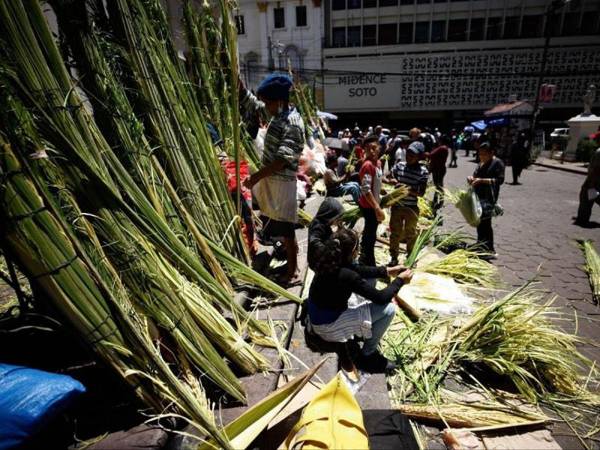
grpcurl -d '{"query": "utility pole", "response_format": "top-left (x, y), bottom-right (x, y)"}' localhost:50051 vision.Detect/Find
top-left (528, 0), bottom-right (570, 147)
top-left (267, 35), bottom-right (274, 70)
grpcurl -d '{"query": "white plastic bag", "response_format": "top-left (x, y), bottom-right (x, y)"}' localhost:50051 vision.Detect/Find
top-left (455, 188), bottom-right (482, 227)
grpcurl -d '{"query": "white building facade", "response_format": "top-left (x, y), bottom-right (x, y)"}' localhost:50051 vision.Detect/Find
top-left (322, 0), bottom-right (600, 127)
top-left (235, 0), bottom-right (325, 91)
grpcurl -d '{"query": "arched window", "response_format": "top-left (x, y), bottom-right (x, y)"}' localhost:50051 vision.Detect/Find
top-left (279, 45), bottom-right (304, 75)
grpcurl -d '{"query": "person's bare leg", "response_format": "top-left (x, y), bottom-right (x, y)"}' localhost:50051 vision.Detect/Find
top-left (283, 235), bottom-right (299, 282)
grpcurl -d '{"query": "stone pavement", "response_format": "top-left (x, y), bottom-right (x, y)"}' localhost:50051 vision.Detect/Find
top-left (442, 155), bottom-right (600, 449)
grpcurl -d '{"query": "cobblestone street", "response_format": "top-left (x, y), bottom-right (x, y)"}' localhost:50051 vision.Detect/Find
top-left (442, 155), bottom-right (600, 360)
top-left (439, 155), bottom-right (599, 448)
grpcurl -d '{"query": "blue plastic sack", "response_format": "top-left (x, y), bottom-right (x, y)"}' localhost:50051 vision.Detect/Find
top-left (0, 363), bottom-right (86, 449)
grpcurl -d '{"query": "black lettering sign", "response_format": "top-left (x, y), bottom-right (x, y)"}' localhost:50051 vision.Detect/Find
top-left (338, 74), bottom-right (386, 86)
top-left (348, 87), bottom-right (378, 97)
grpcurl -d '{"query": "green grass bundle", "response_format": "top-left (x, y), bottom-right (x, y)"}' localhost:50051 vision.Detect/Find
top-left (297, 209), bottom-right (313, 227)
top-left (340, 187), bottom-right (409, 227)
top-left (404, 216), bottom-right (442, 268)
top-left (452, 284), bottom-right (596, 403)
top-left (579, 240), bottom-right (600, 304)
top-left (419, 249), bottom-right (501, 288)
top-left (397, 400), bottom-right (549, 428)
top-left (380, 186), bottom-right (410, 208)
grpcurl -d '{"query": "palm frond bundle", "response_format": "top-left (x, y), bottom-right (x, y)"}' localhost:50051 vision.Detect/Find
top-left (404, 216), bottom-right (442, 268)
top-left (0, 137), bottom-right (231, 448)
top-left (452, 284), bottom-right (598, 403)
top-left (579, 240), bottom-right (600, 304)
top-left (397, 401), bottom-right (550, 428)
top-left (419, 249), bottom-right (501, 288)
top-left (339, 186), bottom-right (409, 227)
top-left (0, 0), bottom-right (310, 441)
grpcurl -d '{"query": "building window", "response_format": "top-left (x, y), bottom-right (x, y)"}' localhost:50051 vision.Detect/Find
top-left (295, 6), bottom-right (307, 27)
top-left (416, 0), bottom-right (430, 4)
top-left (469, 17), bottom-right (484, 40)
top-left (563, 12), bottom-right (581, 35)
top-left (487, 17), bottom-right (502, 40)
top-left (348, 0), bottom-right (362, 8)
top-left (400, 0), bottom-right (414, 4)
top-left (245, 53), bottom-right (259, 86)
top-left (363, 0), bottom-right (375, 8)
top-left (448, 19), bottom-right (467, 41)
top-left (348, 26), bottom-right (361, 47)
top-left (379, 23), bottom-right (397, 45)
top-left (431, 20), bottom-right (446, 42)
top-left (433, 0), bottom-right (447, 3)
top-left (379, 0), bottom-right (398, 6)
top-left (332, 27), bottom-right (346, 47)
top-left (363, 24), bottom-right (376, 46)
top-left (587, 11), bottom-right (600, 35)
top-left (546, 13), bottom-right (562, 37)
top-left (332, 0), bottom-right (345, 9)
top-left (521, 15), bottom-right (543, 38)
top-left (235, 15), bottom-right (245, 35)
top-left (399, 22), bottom-right (413, 43)
top-left (274, 7), bottom-right (285, 28)
top-left (283, 45), bottom-right (303, 73)
top-left (415, 21), bottom-right (430, 43)
top-left (503, 16), bottom-right (520, 39)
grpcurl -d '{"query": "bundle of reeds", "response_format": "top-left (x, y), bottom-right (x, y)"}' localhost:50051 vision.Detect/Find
top-left (397, 401), bottom-right (549, 428)
top-left (453, 284), bottom-right (596, 402)
top-left (404, 216), bottom-right (442, 268)
top-left (419, 249), bottom-right (501, 288)
top-left (0, 137), bottom-right (231, 448)
top-left (579, 240), bottom-right (600, 304)
top-left (339, 186), bottom-right (409, 227)
top-left (0, 0), bottom-right (305, 443)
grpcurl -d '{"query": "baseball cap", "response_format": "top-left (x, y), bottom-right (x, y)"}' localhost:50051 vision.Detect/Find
top-left (407, 141), bottom-right (425, 155)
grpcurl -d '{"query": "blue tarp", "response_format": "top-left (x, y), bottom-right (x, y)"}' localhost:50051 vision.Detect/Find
top-left (470, 120), bottom-right (487, 130)
top-left (485, 117), bottom-right (510, 127)
top-left (0, 364), bottom-right (85, 449)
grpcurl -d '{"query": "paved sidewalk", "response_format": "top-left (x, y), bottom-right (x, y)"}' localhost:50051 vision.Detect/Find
top-left (533, 151), bottom-right (589, 176)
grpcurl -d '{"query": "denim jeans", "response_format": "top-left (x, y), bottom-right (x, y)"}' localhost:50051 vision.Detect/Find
top-left (327, 181), bottom-right (361, 204)
top-left (362, 302), bottom-right (396, 355)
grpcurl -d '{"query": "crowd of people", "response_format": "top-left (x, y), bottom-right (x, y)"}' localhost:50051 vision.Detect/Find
top-left (241, 71), bottom-right (598, 374)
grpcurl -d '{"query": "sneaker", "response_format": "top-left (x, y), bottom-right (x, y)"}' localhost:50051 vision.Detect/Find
top-left (481, 253), bottom-right (498, 261)
top-left (356, 351), bottom-right (398, 373)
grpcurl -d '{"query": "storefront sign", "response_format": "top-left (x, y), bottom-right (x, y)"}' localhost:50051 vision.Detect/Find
top-left (325, 69), bottom-right (398, 111)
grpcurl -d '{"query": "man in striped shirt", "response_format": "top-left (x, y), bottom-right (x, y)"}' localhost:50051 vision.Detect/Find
top-left (242, 73), bottom-right (305, 285)
top-left (385, 141), bottom-right (429, 265)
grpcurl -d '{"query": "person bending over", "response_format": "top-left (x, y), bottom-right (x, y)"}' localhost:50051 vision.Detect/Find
top-left (324, 154), bottom-right (361, 203)
top-left (307, 228), bottom-right (413, 372)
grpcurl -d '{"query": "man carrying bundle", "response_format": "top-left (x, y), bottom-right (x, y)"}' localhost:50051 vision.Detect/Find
top-left (242, 73), bottom-right (305, 286)
top-left (385, 141), bottom-right (429, 266)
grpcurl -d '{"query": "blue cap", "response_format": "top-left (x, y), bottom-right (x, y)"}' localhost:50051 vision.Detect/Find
top-left (407, 141), bottom-right (425, 155)
top-left (257, 72), bottom-right (293, 101)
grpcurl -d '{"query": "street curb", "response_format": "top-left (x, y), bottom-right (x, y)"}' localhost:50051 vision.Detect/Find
top-left (532, 161), bottom-right (587, 176)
